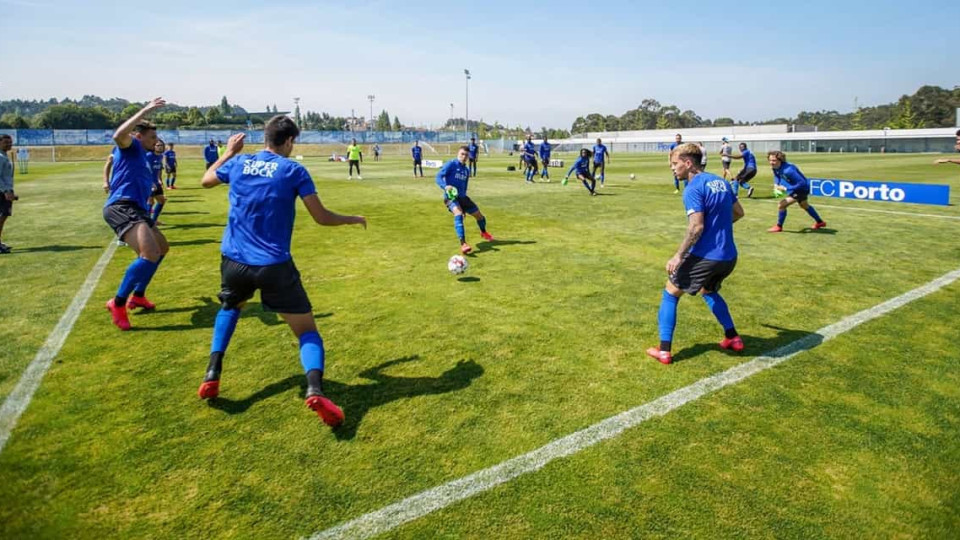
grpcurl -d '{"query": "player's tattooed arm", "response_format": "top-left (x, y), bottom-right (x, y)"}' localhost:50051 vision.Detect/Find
top-left (667, 212), bottom-right (704, 274)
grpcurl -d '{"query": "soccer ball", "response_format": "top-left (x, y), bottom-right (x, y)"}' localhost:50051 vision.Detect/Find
top-left (448, 255), bottom-right (468, 275)
top-left (629, 173), bottom-right (636, 180)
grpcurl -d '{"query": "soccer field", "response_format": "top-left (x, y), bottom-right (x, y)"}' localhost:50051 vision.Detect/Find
top-left (1, 152), bottom-right (959, 538)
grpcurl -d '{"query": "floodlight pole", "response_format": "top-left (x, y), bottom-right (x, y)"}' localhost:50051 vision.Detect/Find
top-left (464, 69), bottom-right (471, 140)
top-left (367, 95), bottom-right (375, 130)
top-left (449, 103), bottom-right (454, 131)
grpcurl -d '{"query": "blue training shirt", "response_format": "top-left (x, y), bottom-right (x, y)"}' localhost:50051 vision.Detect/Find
top-left (539, 142), bottom-right (552, 160)
top-left (682, 172), bottom-right (738, 261)
top-left (146, 152), bottom-right (163, 185)
top-left (204, 144), bottom-right (219, 163)
top-left (105, 138), bottom-right (154, 211)
top-left (773, 162), bottom-right (809, 192)
top-left (412, 146), bottom-right (422, 160)
top-left (567, 156), bottom-right (591, 176)
top-left (468, 143), bottom-right (479, 159)
top-left (741, 148), bottom-right (757, 169)
top-left (216, 150), bottom-right (318, 266)
top-left (163, 149), bottom-right (176, 166)
top-left (435, 159), bottom-right (470, 197)
top-left (592, 144), bottom-right (607, 163)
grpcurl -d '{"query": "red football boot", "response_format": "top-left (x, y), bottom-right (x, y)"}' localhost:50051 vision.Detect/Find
top-left (105, 298), bottom-right (131, 331)
top-left (198, 380), bottom-right (220, 399)
top-left (460, 242), bottom-right (473, 254)
top-left (645, 347), bottom-right (673, 365)
top-left (306, 394), bottom-right (345, 427)
top-left (719, 336), bottom-right (745, 352)
top-left (480, 231), bottom-right (494, 242)
top-left (812, 221), bottom-right (827, 230)
top-left (126, 295), bottom-right (156, 310)
top-left (767, 225), bottom-right (783, 233)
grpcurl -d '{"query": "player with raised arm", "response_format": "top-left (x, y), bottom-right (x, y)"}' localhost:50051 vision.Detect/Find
top-left (146, 140), bottom-right (167, 224)
top-left (539, 137), bottom-right (552, 181)
top-left (729, 142), bottom-right (756, 198)
top-left (411, 141), bottom-right (424, 177)
top-left (163, 142), bottom-right (177, 188)
top-left (766, 151), bottom-right (826, 232)
top-left (468, 137), bottom-right (479, 177)
top-left (592, 138), bottom-right (610, 187)
top-left (437, 145), bottom-right (493, 254)
top-left (522, 136), bottom-right (539, 183)
top-left (646, 143), bottom-right (745, 364)
top-left (197, 117), bottom-right (367, 428)
top-left (102, 98), bottom-right (171, 329)
top-left (347, 138), bottom-right (363, 179)
top-left (564, 148), bottom-right (597, 196)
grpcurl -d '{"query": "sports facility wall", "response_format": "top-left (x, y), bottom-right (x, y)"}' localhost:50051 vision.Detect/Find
top-left (0, 129), bottom-right (471, 147)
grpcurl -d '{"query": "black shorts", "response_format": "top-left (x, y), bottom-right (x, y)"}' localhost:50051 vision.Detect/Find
top-left (577, 171), bottom-right (595, 181)
top-left (218, 256), bottom-right (312, 313)
top-left (735, 168), bottom-right (757, 183)
top-left (789, 188), bottom-right (810, 202)
top-left (349, 159), bottom-right (360, 166)
top-left (205, 161), bottom-right (216, 170)
top-left (670, 254), bottom-right (737, 295)
top-left (165, 165), bottom-right (177, 174)
top-left (103, 201), bottom-right (154, 239)
top-left (414, 159), bottom-right (422, 165)
top-left (151, 184), bottom-right (164, 197)
top-left (469, 158), bottom-right (477, 164)
top-left (445, 195), bottom-right (479, 215)
top-left (0, 198), bottom-right (12, 217)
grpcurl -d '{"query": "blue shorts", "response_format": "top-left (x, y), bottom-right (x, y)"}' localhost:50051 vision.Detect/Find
top-left (445, 195), bottom-right (479, 214)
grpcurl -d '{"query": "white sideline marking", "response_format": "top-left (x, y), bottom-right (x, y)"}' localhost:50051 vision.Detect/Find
top-left (755, 199), bottom-right (960, 221)
top-left (0, 241), bottom-right (117, 455)
top-left (309, 266), bottom-right (960, 540)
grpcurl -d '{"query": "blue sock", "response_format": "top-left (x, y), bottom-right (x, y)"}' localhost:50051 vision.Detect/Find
top-left (600, 173), bottom-right (605, 184)
top-left (454, 214), bottom-right (465, 242)
top-left (742, 181), bottom-right (751, 190)
top-left (116, 258), bottom-right (158, 301)
top-left (778, 210), bottom-right (787, 227)
top-left (731, 180), bottom-right (740, 196)
top-left (581, 179), bottom-right (593, 193)
top-left (133, 255), bottom-right (163, 296)
top-left (805, 205), bottom-right (823, 223)
top-left (210, 308), bottom-right (240, 353)
top-left (477, 216), bottom-right (487, 233)
top-left (702, 292), bottom-right (735, 332)
top-left (170, 176), bottom-right (176, 187)
top-left (298, 331), bottom-right (325, 373)
top-left (152, 202), bottom-right (164, 221)
top-left (657, 289), bottom-right (680, 348)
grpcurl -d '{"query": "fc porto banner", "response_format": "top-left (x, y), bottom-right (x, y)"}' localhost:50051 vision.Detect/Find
top-left (810, 179), bottom-right (951, 206)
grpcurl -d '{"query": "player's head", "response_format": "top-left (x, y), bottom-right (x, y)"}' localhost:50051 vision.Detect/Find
top-left (0, 134), bottom-right (12, 152)
top-left (209, 139), bottom-right (215, 146)
top-left (596, 138), bottom-right (601, 144)
top-left (167, 142), bottom-right (175, 150)
top-left (351, 138), bottom-right (357, 145)
top-left (133, 120), bottom-right (158, 148)
top-left (264, 114), bottom-right (300, 157)
top-left (675, 133), bottom-right (682, 143)
top-left (153, 139), bottom-right (165, 154)
top-left (457, 145), bottom-right (469, 164)
top-left (670, 142), bottom-right (703, 179)
top-left (738, 142), bottom-right (748, 150)
top-left (527, 135), bottom-right (532, 142)
top-left (415, 140), bottom-right (419, 147)
top-left (471, 137), bottom-right (476, 142)
top-left (217, 139), bottom-right (224, 146)
top-left (767, 150), bottom-right (786, 168)
top-left (580, 148), bottom-right (591, 159)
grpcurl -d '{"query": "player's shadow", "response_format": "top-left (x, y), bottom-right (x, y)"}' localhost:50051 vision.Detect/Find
top-left (458, 276), bottom-right (480, 283)
top-left (167, 238), bottom-right (220, 247)
top-left (11, 245), bottom-right (101, 253)
top-left (162, 222), bottom-right (222, 230)
top-left (138, 296), bottom-right (332, 330)
top-left (670, 323), bottom-right (823, 363)
top-left (166, 197), bottom-right (202, 203)
top-left (786, 227), bottom-right (838, 235)
top-left (472, 239), bottom-right (537, 254)
top-left (208, 356), bottom-right (484, 441)
top-left (162, 211), bottom-right (210, 215)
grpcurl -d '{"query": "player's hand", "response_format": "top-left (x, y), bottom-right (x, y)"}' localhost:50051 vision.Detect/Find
top-left (5, 191), bottom-right (15, 201)
top-left (226, 133), bottom-right (245, 155)
top-left (102, 183), bottom-right (109, 194)
top-left (666, 254), bottom-right (682, 275)
top-left (143, 97), bottom-right (166, 112)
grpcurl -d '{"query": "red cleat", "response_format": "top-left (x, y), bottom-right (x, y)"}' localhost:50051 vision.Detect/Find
top-left (306, 395), bottom-right (344, 427)
top-left (767, 225), bottom-right (783, 233)
top-left (126, 296), bottom-right (156, 310)
top-left (198, 380), bottom-right (220, 399)
top-left (480, 231), bottom-right (494, 242)
top-left (105, 298), bottom-right (131, 331)
top-left (719, 336), bottom-right (745, 352)
top-left (812, 221), bottom-right (827, 230)
top-left (460, 243), bottom-right (473, 254)
top-left (645, 347), bottom-right (673, 365)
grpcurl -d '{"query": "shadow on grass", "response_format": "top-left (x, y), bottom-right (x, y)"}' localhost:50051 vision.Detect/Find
top-left (162, 222), bottom-right (222, 231)
top-left (784, 227), bottom-right (838, 235)
top-left (207, 356), bottom-right (484, 441)
top-left (165, 197), bottom-right (202, 204)
top-left (671, 323), bottom-right (822, 363)
top-left (10, 244), bottom-right (102, 253)
top-left (458, 276), bottom-right (480, 283)
top-left (472, 239), bottom-right (537, 254)
top-left (161, 211), bottom-right (210, 216)
top-left (135, 296), bottom-right (332, 330)
top-left (167, 238), bottom-right (220, 247)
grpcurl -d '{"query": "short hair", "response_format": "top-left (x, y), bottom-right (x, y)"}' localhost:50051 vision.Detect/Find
top-left (0, 134), bottom-right (12, 141)
top-left (956, 129), bottom-right (960, 137)
top-left (739, 142), bottom-right (748, 149)
top-left (264, 115), bottom-right (300, 148)
top-left (133, 120), bottom-right (156, 133)
top-left (675, 133), bottom-right (682, 138)
top-left (167, 142), bottom-right (175, 148)
top-left (768, 150), bottom-right (786, 162)
top-left (671, 142), bottom-right (702, 165)
top-left (458, 145), bottom-right (470, 152)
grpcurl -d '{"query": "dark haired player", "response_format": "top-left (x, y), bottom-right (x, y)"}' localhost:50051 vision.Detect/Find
top-left (766, 151), bottom-right (826, 232)
top-left (102, 98), bottom-right (171, 329)
top-left (163, 142), bottom-right (177, 188)
top-left (592, 138), bottom-right (610, 187)
top-left (198, 117), bottom-right (367, 428)
top-left (204, 139), bottom-right (218, 170)
top-left (646, 143), bottom-right (745, 364)
top-left (0, 134), bottom-right (14, 254)
top-left (468, 137), bottom-right (479, 177)
top-left (436, 145), bottom-right (493, 254)
top-left (539, 138), bottom-right (553, 181)
top-left (730, 142), bottom-right (756, 198)
top-left (146, 139), bottom-right (167, 223)
top-left (522, 136), bottom-right (539, 183)
top-left (669, 133), bottom-right (684, 193)
top-left (411, 141), bottom-right (424, 177)
top-left (564, 148), bottom-right (597, 195)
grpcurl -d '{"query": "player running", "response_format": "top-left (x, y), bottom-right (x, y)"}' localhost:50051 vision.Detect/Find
top-left (347, 138), bottom-right (363, 179)
top-left (766, 151), bottom-right (826, 232)
top-left (102, 98), bottom-right (171, 330)
top-left (146, 140), bottom-right (167, 224)
top-left (719, 138), bottom-right (733, 180)
top-left (522, 136), bottom-right (539, 183)
top-left (592, 138), bottom-right (610, 187)
top-left (468, 137), bottom-right (479, 177)
top-left (197, 117), bottom-right (367, 428)
top-left (669, 133), bottom-right (685, 192)
top-left (412, 141), bottom-right (424, 177)
top-left (646, 143), bottom-right (745, 364)
top-left (729, 142), bottom-right (756, 198)
top-left (564, 148), bottom-right (597, 196)
top-left (437, 145), bottom-right (493, 254)
top-left (539, 137), bottom-right (553, 181)
top-left (163, 142), bottom-right (177, 188)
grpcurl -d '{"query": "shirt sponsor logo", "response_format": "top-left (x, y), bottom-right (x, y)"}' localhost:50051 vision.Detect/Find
top-left (242, 160), bottom-right (279, 178)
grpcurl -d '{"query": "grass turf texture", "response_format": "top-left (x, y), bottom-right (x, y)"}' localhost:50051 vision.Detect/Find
top-left (0, 153), bottom-right (958, 538)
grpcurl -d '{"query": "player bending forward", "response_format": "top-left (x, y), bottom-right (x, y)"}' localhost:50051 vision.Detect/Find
top-left (646, 143), bottom-right (745, 365)
top-left (198, 116), bottom-right (367, 427)
top-left (767, 151), bottom-right (826, 232)
top-left (437, 145), bottom-right (493, 254)
top-left (564, 148), bottom-right (597, 196)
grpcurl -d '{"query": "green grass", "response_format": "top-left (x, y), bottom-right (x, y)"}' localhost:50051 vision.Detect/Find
top-left (0, 152), bottom-right (958, 538)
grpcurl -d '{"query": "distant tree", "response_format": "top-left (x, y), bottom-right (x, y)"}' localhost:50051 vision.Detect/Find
top-left (392, 116), bottom-right (402, 131)
top-left (0, 113), bottom-right (30, 129)
top-left (205, 107), bottom-right (224, 124)
top-left (375, 110), bottom-right (391, 131)
top-left (186, 107), bottom-right (205, 126)
top-left (220, 96), bottom-right (231, 116)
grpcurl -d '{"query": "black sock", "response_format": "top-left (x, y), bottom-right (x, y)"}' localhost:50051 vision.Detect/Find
top-left (114, 295), bottom-right (128, 306)
top-left (133, 291), bottom-right (145, 298)
top-left (205, 352), bottom-right (223, 382)
top-left (306, 369), bottom-right (324, 396)
top-left (724, 327), bottom-right (739, 339)
top-left (660, 340), bottom-right (672, 353)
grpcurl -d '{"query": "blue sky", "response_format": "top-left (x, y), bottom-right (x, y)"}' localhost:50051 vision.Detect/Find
top-left (2, 0), bottom-right (956, 130)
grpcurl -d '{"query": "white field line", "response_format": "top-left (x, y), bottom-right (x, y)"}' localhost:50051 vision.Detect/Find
top-left (309, 266), bottom-right (960, 540)
top-left (0, 241), bottom-right (117, 455)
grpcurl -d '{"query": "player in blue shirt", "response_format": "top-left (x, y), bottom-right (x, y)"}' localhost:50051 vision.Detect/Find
top-left (646, 143), bottom-right (746, 365)
top-left (592, 138), bottom-right (611, 187)
top-left (146, 140), bottom-right (167, 223)
top-left (102, 98), bottom-right (171, 330)
top-left (766, 151), bottom-right (826, 232)
top-left (198, 116), bottom-right (367, 428)
top-left (669, 133), bottom-right (686, 192)
top-left (522, 136), bottom-right (539, 183)
top-left (729, 142), bottom-right (756, 198)
top-left (467, 137), bottom-right (480, 177)
top-left (163, 142), bottom-right (177, 188)
top-left (437, 145), bottom-right (494, 254)
top-left (412, 141), bottom-right (424, 177)
top-left (564, 148), bottom-right (597, 196)
top-left (539, 138), bottom-right (552, 181)
top-left (204, 139), bottom-right (219, 169)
